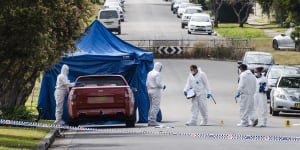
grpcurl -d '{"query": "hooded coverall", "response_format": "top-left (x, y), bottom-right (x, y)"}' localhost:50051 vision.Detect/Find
top-left (146, 62), bottom-right (165, 125)
top-left (184, 68), bottom-right (211, 125)
top-left (238, 70), bottom-right (258, 126)
top-left (54, 64), bottom-right (74, 125)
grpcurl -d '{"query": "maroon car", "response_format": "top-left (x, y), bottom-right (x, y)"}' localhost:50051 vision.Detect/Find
top-left (68, 75), bottom-right (136, 127)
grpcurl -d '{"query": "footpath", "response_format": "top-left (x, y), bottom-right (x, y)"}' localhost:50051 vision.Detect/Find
top-left (247, 14), bottom-right (281, 37)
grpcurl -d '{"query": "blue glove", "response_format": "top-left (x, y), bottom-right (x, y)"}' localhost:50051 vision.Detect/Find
top-left (184, 91), bottom-right (187, 96)
top-left (75, 82), bottom-right (82, 86)
top-left (207, 94), bottom-right (212, 99)
top-left (235, 91), bottom-right (241, 98)
top-left (259, 82), bottom-right (266, 92)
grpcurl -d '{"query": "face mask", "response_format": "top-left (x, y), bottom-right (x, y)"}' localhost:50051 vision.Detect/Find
top-left (255, 73), bottom-right (261, 77)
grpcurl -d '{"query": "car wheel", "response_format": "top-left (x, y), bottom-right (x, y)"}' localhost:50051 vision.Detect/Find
top-left (271, 101), bottom-right (280, 116)
top-left (125, 114), bottom-right (136, 127)
top-left (117, 27), bottom-right (121, 35)
top-left (208, 32), bottom-right (212, 35)
top-left (188, 30), bottom-right (191, 34)
top-left (68, 119), bottom-right (79, 127)
top-left (272, 40), bottom-right (279, 50)
top-left (181, 24), bottom-right (185, 29)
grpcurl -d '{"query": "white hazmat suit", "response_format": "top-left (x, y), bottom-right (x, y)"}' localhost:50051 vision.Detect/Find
top-left (254, 75), bottom-right (268, 127)
top-left (237, 70), bottom-right (258, 127)
top-left (184, 68), bottom-right (211, 126)
top-left (54, 64), bottom-right (74, 125)
top-left (146, 62), bottom-right (165, 126)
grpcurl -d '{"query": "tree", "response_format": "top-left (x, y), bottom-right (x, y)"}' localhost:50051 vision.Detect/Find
top-left (227, 0), bottom-right (254, 27)
top-left (212, 0), bottom-right (224, 28)
top-left (0, 0), bottom-right (91, 112)
top-left (256, 0), bottom-right (273, 19)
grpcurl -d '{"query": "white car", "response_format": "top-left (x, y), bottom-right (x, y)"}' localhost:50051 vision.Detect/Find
top-left (187, 13), bottom-right (213, 35)
top-left (181, 6), bottom-right (202, 28)
top-left (272, 28), bottom-right (299, 50)
top-left (103, 2), bottom-right (125, 22)
top-left (172, 0), bottom-right (189, 14)
top-left (270, 74), bottom-right (300, 116)
top-left (176, 3), bottom-right (195, 18)
top-left (98, 9), bottom-right (121, 34)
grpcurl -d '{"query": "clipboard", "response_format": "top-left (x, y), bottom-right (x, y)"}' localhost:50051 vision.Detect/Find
top-left (186, 89), bottom-right (196, 99)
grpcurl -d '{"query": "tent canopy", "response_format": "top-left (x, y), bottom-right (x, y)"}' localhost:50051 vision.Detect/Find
top-left (38, 20), bottom-right (160, 123)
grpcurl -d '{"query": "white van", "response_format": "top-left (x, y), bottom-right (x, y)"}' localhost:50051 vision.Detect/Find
top-left (98, 9), bottom-right (121, 34)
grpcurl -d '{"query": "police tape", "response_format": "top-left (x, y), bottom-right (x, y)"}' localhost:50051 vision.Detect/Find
top-left (1, 119), bottom-right (300, 142)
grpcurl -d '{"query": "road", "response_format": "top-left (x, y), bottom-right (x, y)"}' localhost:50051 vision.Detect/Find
top-left (117, 0), bottom-right (216, 40)
top-left (50, 59), bottom-right (300, 150)
top-left (49, 0), bottom-right (300, 149)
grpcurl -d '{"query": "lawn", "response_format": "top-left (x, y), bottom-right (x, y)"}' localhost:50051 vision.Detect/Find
top-left (214, 23), bottom-right (300, 65)
top-left (0, 125), bottom-right (51, 150)
top-left (214, 23), bottom-right (269, 38)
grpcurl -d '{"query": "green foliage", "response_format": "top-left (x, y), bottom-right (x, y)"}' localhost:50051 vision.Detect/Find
top-left (0, 126), bottom-right (50, 149)
top-left (291, 26), bottom-right (300, 47)
top-left (214, 24), bottom-right (269, 38)
top-left (0, 0), bottom-right (91, 110)
top-left (2, 106), bottom-right (35, 122)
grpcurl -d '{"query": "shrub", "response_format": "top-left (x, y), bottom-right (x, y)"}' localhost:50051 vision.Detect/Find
top-left (2, 106), bottom-right (35, 122)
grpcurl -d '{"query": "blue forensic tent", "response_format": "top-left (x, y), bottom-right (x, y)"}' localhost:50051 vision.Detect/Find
top-left (37, 20), bottom-right (161, 123)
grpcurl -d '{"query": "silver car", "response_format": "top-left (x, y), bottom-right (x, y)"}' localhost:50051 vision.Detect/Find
top-left (265, 65), bottom-right (300, 100)
top-left (272, 28), bottom-right (299, 50)
top-left (270, 74), bottom-right (300, 116)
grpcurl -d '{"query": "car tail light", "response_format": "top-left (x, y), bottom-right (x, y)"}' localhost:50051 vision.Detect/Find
top-left (69, 90), bottom-right (77, 101)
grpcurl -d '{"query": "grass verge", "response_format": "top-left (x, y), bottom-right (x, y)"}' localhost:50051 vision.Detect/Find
top-left (214, 23), bottom-right (269, 38)
top-left (0, 122), bottom-right (52, 150)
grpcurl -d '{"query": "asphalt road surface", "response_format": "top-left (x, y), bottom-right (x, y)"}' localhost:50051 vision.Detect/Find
top-left (117, 0), bottom-right (217, 40)
top-left (49, 0), bottom-right (300, 149)
top-left (50, 59), bottom-right (300, 150)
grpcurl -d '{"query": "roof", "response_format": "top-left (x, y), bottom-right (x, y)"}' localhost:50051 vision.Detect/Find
top-left (245, 51), bottom-right (272, 56)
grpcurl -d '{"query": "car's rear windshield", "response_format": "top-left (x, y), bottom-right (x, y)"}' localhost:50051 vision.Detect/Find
top-left (185, 9), bottom-right (202, 14)
top-left (100, 11), bottom-right (118, 19)
top-left (245, 54), bottom-right (274, 65)
top-left (77, 76), bottom-right (126, 86)
top-left (269, 67), bottom-right (300, 79)
top-left (190, 15), bottom-right (209, 22)
top-left (278, 77), bottom-right (300, 88)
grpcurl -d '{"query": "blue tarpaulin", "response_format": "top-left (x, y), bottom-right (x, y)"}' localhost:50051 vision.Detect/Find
top-left (37, 20), bottom-right (161, 123)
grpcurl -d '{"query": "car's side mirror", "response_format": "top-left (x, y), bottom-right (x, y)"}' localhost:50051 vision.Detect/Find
top-left (237, 61), bottom-right (242, 64)
top-left (281, 33), bottom-right (286, 36)
top-left (131, 87), bottom-right (138, 92)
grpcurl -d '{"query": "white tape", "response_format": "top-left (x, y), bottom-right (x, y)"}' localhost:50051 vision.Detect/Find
top-left (1, 119), bottom-right (300, 142)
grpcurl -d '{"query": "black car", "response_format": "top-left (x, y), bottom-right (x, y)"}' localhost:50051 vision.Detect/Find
top-left (238, 51), bottom-right (275, 75)
top-left (265, 65), bottom-right (300, 100)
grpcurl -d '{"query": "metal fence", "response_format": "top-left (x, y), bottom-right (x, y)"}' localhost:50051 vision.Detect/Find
top-left (125, 39), bottom-right (253, 60)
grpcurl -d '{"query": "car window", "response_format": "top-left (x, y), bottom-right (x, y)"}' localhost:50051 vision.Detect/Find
top-left (100, 11), bottom-right (118, 19)
top-left (77, 76), bottom-right (126, 86)
top-left (278, 77), bottom-right (300, 88)
top-left (185, 9), bottom-right (201, 14)
top-left (245, 54), bottom-right (274, 64)
top-left (191, 15), bottom-right (209, 22)
top-left (269, 68), bottom-right (300, 79)
top-left (284, 28), bottom-right (293, 36)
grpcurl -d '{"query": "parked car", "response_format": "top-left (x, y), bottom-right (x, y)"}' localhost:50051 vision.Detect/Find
top-left (103, 2), bottom-right (125, 22)
top-left (272, 28), bottom-right (299, 50)
top-left (270, 74), bottom-right (300, 116)
top-left (181, 6), bottom-right (203, 28)
top-left (265, 65), bottom-right (300, 100)
top-left (68, 75), bottom-right (136, 127)
top-left (187, 13), bottom-right (213, 35)
top-left (98, 9), bottom-right (121, 34)
top-left (176, 3), bottom-right (194, 18)
top-left (237, 51), bottom-right (275, 74)
top-left (172, 0), bottom-right (190, 14)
